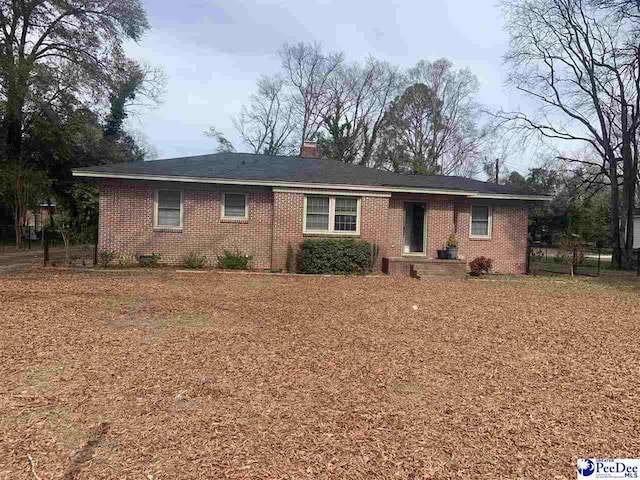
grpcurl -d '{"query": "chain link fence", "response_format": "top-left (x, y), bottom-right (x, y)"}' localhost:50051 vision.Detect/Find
top-left (1, 221), bottom-right (96, 266)
top-left (0, 223), bottom-right (65, 252)
top-left (527, 242), bottom-right (640, 277)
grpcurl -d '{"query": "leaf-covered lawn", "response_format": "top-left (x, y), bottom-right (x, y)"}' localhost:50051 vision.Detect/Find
top-left (1, 269), bottom-right (639, 479)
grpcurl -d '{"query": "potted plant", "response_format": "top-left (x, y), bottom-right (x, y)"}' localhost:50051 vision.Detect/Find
top-left (436, 247), bottom-right (448, 259)
top-left (446, 233), bottom-right (458, 259)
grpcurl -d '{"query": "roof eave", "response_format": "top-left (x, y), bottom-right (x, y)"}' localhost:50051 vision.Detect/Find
top-left (72, 170), bottom-right (553, 202)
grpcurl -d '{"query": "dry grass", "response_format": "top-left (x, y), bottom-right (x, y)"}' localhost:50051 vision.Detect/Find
top-left (1, 268), bottom-right (640, 479)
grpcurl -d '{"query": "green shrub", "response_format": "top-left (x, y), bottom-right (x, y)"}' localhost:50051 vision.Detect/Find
top-left (217, 249), bottom-right (252, 270)
top-left (297, 238), bottom-right (378, 275)
top-left (183, 252), bottom-right (208, 269)
top-left (469, 256), bottom-right (493, 276)
top-left (118, 255), bottom-right (131, 268)
top-left (138, 253), bottom-right (161, 267)
top-left (98, 250), bottom-right (116, 267)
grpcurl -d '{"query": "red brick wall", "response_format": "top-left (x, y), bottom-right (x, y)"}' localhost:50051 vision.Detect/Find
top-left (455, 200), bottom-right (528, 274)
top-left (359, 196), bottom-right (392, 269)
top-left (385, 194), bottom-right (528, 274)
top-left (271, 191), bottom-right (304, 270)
top-left (98, 181), bottom-right (529, 274)
top-left (387, 194), bottom-right (457, 257)
top-left (98, 180), bottom-right (273, 268)
top-left (269, 192), bottom-right (393, 271)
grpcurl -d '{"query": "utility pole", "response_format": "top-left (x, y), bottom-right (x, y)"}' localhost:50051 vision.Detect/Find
top-left (495, 158), bottom-right (500, 184)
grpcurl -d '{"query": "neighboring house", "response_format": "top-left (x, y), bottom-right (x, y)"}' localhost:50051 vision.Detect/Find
top-left (72, 146), bottom-right (550, 275)
top-left (24, 202), bottom-right (56, 235)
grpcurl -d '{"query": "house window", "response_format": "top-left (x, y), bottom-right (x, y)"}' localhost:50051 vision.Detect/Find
top-left (306, 196), bottom-right (330, 230)
top-left (222, 193), bottom-right (248, 219)
top-left (470, 205), bottom-right (492, 238)
top-left (334, 197), bottom-right (358, 232)
top-left (155, 190), bottom-right (183, 228)
top-left (304, 195), bottom-right (360, 234)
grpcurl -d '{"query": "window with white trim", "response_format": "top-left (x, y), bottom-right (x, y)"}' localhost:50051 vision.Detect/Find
top-left (304, 195), bottom-right (360, 234)
top-left (334, 197), bottom-right (358, 232)
top-left (470, 205), bottom-right (492, 238)
top-left (155, 190), bottom-right (182, 228)
top-left (222, 193), bottom-right (247, 219)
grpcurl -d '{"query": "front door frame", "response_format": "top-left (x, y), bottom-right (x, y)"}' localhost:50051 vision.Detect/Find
top-left (402, 201), bottom-right (428, 256)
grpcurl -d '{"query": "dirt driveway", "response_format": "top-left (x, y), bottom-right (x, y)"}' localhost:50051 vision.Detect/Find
top-left (1, 269), bottom-right (639, 479)
top-left (0, 246), bottom-right (92, 274)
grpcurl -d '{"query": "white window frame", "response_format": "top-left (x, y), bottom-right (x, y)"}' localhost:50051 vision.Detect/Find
top-left (221, 192), bottom-right (248, 220)
top-left (154, 189), bottom-right (183, 229)
top-left (303, 195), bottom-right (361, 235)
top-left (469, 204), bottom-right (492, 239)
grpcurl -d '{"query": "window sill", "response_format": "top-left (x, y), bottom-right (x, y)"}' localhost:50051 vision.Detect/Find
top-left (221, 218), bottom-right (249, 224)
top-left (303, 232), bottom-right (360, 237)
top-left (469, 236), bottom-right (492, 241)
top-left (153, 226), bottom-right (183, 233)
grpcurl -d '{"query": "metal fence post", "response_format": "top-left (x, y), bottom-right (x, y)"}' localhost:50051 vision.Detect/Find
top-left (597, 247), bottom-right (601, 276)
top-left (43, 224), bottom-right (49, 266)
top-left (93, 216), bottom-right (99, 266)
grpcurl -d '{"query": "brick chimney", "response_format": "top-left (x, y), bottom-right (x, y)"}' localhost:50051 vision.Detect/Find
top-left (300, 141), bottom-right (320, 158)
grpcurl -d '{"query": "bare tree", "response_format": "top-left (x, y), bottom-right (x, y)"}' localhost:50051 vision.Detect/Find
top-left (360, 61), bottom-right (403, 167)
top-left (372, 60), bottom-right (485, 175)
top-left (406, 59), bottom-right (486, 175)
top-left (234, 75), bottom-right (297, 155)
top-left (373, 84), bottom-right (443, 174)
top-left (589, 0), bottom-right (640, 19)
top-left (204, 127), bottom-right (236, 153)
top-left (279, 42), bottom-right (343, 149)
top-left (499, 0), bottom-right (640, 268)
top-left (320, 58), bottom-right (401, 164)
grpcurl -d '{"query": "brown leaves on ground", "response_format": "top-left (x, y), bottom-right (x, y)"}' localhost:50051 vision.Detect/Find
top-left (1, 269), bottom-right (639, 479)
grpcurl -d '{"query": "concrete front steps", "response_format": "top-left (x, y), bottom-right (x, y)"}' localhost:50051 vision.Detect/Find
top-left (410, 259), bottom-right (467, 279)
top-left (382, 257), bottom-right (467, 279)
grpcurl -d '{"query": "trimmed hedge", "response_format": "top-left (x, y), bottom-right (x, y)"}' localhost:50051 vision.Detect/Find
top-left (297, 238), bottom-right (378, 275)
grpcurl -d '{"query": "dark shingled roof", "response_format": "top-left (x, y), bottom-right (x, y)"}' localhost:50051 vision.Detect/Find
top-left (73, 152), bottom-right (545, 197)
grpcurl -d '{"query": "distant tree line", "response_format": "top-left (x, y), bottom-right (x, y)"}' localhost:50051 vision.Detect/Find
top-left (492, 165), bottom-right (610, 245)
top-left (207, 44), bottom-right (490, 178)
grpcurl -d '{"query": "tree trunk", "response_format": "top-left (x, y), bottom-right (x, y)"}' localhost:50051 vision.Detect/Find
top-left (14, 175), bottom-right (25, 250)
top-left (625, 145), bottom-right (638, 266)
top-left (610, 156), bottom-right (623, 268)
top-left (60, 229), bottom-right (71, 264)
top-left (6, 71), bottom-right (27, 248)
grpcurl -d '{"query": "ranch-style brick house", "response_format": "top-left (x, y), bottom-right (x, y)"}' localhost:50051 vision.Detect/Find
top-left (72, 147), bottom-right (550, 275)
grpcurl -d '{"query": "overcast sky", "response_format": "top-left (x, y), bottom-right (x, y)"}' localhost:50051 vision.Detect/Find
top-left (125, 0), bottom-right (533, 174)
